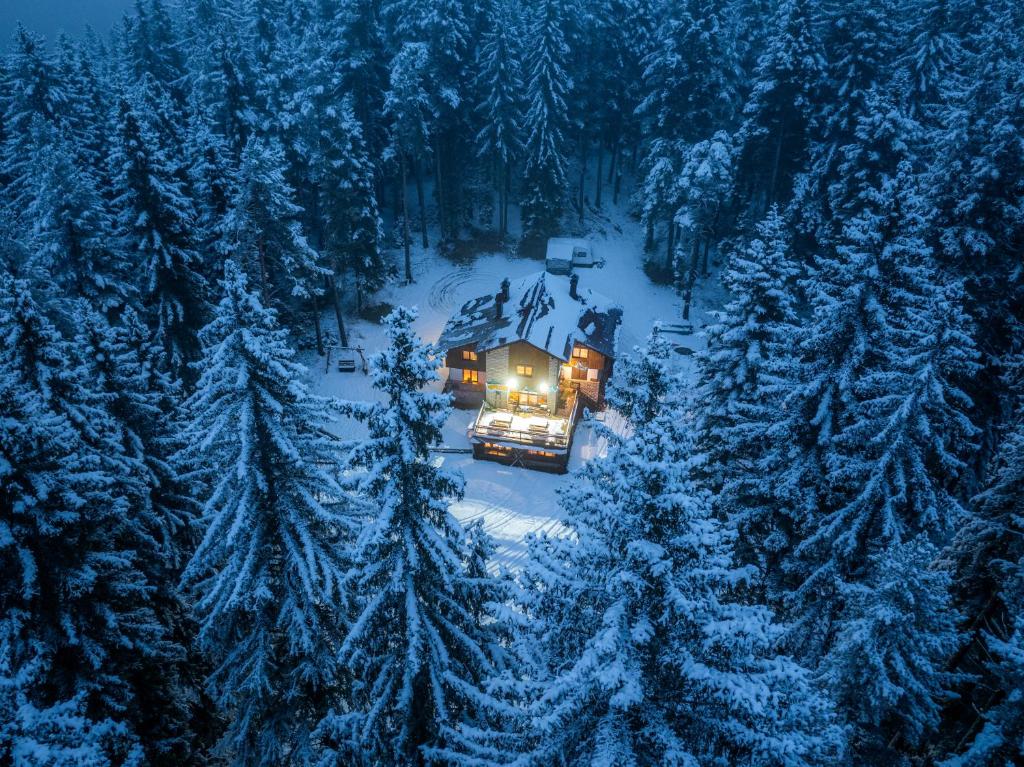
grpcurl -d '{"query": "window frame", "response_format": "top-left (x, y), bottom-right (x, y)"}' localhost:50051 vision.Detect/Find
top-left (515, 364), bottom-right (534, 377)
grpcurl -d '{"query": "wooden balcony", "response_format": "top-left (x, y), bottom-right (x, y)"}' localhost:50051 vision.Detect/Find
top-left (469, 389), bottom-right (580, 452)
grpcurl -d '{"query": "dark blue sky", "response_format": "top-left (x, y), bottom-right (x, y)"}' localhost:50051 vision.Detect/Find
top-left (1, 0), bottom-right (134, 47)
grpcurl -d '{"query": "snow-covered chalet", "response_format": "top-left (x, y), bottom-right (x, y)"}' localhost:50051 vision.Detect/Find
top-left (437, 271), bottom-right (621, 473)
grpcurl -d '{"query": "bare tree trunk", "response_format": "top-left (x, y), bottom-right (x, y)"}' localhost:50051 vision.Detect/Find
top-left (607, 140), bottom-right (617, 183)
top-left (257, 237), bottom-right (269, 304)
top-left (595, 142), bottom-right (604, 208)
top-left (578, 131), bottom-right (587, 225)
top-left (434, 135), bottom-right (446, 242)
top-left (768, 123), bottom-right (785, 211)
top-left (503, 162), bottom-right (512, 235)
top-left (701, 237), bottom-right (711, 278)
top-left (327, 274), bottom-right (348, 347)
top-left (666, 218), bottom-right (676, 270)
top-left (682, 237), bottom-right (700, 320)
top-left (645, 218), bottom-right (655, 251)
top-left (311, 291), bottom-right (324, 356)
top-left (414, 158), bottom-right (429, 249)
top-left (401, 153), bottom-right (412, 283)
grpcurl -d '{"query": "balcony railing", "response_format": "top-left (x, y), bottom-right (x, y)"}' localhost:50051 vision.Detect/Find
top-left (470, 390), bottom-right (580, 450)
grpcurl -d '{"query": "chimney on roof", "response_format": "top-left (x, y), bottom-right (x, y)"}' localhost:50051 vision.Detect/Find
top-left (569, 273), bottom-right (580, 300)
top-left (500, 278), bottom-right (510, 302)
top-left (495, 290), bottom-right (505, 319)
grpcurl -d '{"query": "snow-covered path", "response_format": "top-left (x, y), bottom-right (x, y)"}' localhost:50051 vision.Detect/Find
top-left (304, 204), bottom-right (725, 566)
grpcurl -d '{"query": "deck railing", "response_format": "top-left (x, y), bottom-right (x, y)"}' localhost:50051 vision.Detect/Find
top-left (471, 391), bottom-right (580, 450)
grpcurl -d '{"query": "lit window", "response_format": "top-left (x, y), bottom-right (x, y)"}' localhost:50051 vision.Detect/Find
top-left (462, 369), bottom-right (479, 384)
top-left (572, 347), bottom-right (589, 360)
top-left (516, 364), bottom-right (534, 377)
top-left (462, 350), bottom-right (478, 362)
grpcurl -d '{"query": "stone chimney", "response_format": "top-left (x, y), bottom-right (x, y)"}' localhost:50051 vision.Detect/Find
top-left (500, 277), bottom-right (510, 302)
top-left (569, 273), bottom-right (579, 300)
top-left (495, 291), bottom-right (505, 319)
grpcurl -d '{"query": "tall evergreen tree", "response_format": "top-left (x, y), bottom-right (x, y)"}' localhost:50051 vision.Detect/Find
top-left (0, 25), bottom-right (66, 219)
top-left (450, 368), bottom-right (842, 765)
top-left (22, 122), bottom-right (131, 313)
top-left (179, 263), bottom-right (354, 767)
top-left (111, 90), bottom-right (207, 381)
top-left (474, 0), bottom-right (524, 237)
top-left (697, 207), bottom-right (801, 577)
top-left (318, 307), bottom-right (503, 764)
top-left (0, 278), bottom-right (165, 763)
top-left (824, 538), bottom-right (963, 758)
top-left (223, 135), bottom-right (324, 321)
top-left (734, 0), bottom-right (824, 212)
top-left (780, 166), bottom-right (978, 660)
top-left (520, 0), bottom-right (571, 249)
top-left (318, 99), bottom-right (387, 314)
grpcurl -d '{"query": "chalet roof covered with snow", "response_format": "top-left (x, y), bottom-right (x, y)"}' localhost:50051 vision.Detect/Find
top-left (437, 271), bottom-right (621, 361)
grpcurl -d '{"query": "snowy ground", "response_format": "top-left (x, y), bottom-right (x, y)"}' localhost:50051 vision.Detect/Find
top-left (304, 201), bottom-right (726, 566)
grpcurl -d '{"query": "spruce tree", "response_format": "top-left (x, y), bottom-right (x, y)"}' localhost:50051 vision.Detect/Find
top-left (384, 41), bottom-right (434, 282)
top-left (318, 99), bottom-right (387, 314)
top-left (111, 90), bottom-right (207, 382)
top-left (735, 0), bottom-right (824, 211)
top-left (223, 135), bottom-right (324, 322)
top-left (0, 25), bottom-right (66, 219)
top-left (179, 263), bottom-right (353, 767)
top-left (23, 122), bottom-right (131, 313)
top-left (780, 166), bottom-right (978, 666)
top-left (520, 0), bottom-right (571, 249)
top-left (697, 207), bottom-right (801, 578)
top-left (451, 374), bottom-right (842, 765)
top-left (824, 538), bottom-right (963, 757)
top-left (319, 307), bottom-right (503, 764)
top-left (474, 0), bottom-right (524, 237)
top-left (0, 278), bottom-right (165, 762)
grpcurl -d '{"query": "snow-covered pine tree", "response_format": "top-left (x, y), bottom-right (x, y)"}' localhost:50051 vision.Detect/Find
top-left (925, 0), bottom-right (1024, 394)
top-left (675, 132), bottom-right (734, 317)
top-left (734, 0), bottom-right (824, 212)
top-left (22, 120), bottom-right (131, 313)
top-left (636, 0), bottom-right (738, 147)
top-left (111, 88), bottom-right (207, 382)
top-left (185, 113), bottom-right (238, 272)
top-left (635, 0), bottom-right (738, 264)
top-left (791, 0), bottom-right (897, 248)
top-left (898, 0), bottom-right (967, 124)
top-left (520, 0), bottom-right (571, 250)
top-left (126, 0), bottom-right (188, 96)
top-left (386, 0), bottom-right (472, 243)
top-left (941, 578), bottom-right (1024, 766)
top-left (827, 87), bottom-right (924, 230)
top-left (606, 330), bottom-right (674, 427)
top-left (781, 165), bottom-right (979, 665)
top-left (179, 262), bottom-right (354, 767)
top-left (474, 0), bottom-right (524, 237)
top-left (942, 371), bottom-right (1024, 765)
top-left (223, 134), bottom-right (325, 323)
top-left (451, 380), bottom-right (842, 766)
top-left (71, 304), bottom-right (209, 763)
top-left (0, 277), bottom-right (167, 762)
top-left (384, 41), bottom-right (434, 282)
top-left (0, 25), bottom-right (66, 221)
top-left (697, 206), bottom-right (801, 579)
top-left (318, 99), bottom-right (387, 314)
top-left (318, 306), bottom-right (504, 764)
top-left (824, 538), bottom-right (963, 758)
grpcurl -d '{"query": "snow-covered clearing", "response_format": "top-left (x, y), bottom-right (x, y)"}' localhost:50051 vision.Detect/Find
top-left (305, 204), bottom-right (726, 566)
